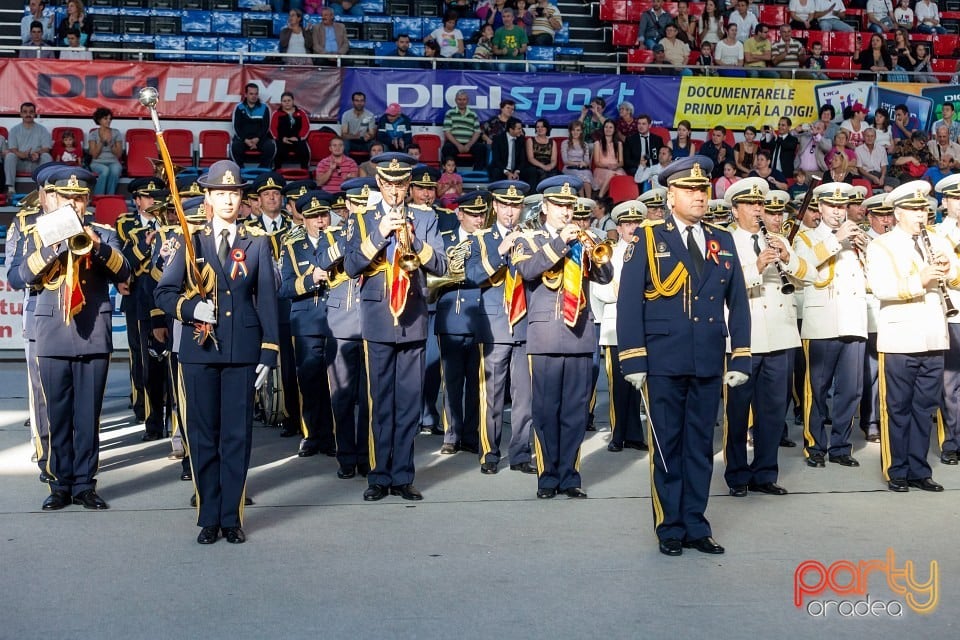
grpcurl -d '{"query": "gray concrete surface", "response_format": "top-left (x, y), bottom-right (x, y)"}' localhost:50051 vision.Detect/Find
top-left (0, 360), bottom-right (956, 639)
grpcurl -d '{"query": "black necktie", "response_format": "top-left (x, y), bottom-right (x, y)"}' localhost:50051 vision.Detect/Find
top-left (147, 219), bottom-right (156, 231)
top-left (686, 226), bottom-right (704, 277)
top-left (752, 233), bottom-right (761, 256)
top-left (642, 135), bottom-right (649, 161)
top-left (218, 229), bottom-right (230, 266)
top-left (772, 139), bottom-right (781, 171)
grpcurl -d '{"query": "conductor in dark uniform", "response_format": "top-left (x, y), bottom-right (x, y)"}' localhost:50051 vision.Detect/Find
top-left (343, 153), bottom-right (447, 501)
top-left (19, 166), bottom-right (131, 511)
top-left (617, 156), bottom-right (751, 556)
top-left (155, 160), bottom-right (280, 544)
top-left (513, 175), bottom-right (613, 499)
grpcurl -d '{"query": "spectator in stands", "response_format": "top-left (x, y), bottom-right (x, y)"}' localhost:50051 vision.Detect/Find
top-left (674, 1), bottom-right (698, 44)
top-left (873, 107), bottom-right (894, 150)
top-left (840, 103), bottom-right (872, 147)
top-left (57, 130), bottom-right (80, 165)
top-left (436, 156), bottom-right (463, 209)
top-left (659, 23), bottom-right (691, 69)
top-left (715, 23), bottom-right (745, 72)
top-left (695, 41), bottom-right (717, 75)
top-left (314, 136), bottom-right (358, 192)
top-left (329, 0), bottom-right (362, 17)
top-left (232, 83), bottom-right (275, 168)
top-left (672, 120), bottom-right (695, 159)
top-left (796, 120), bottom-right (828, 176)
top-left (933, 102), bottom-right (960, 141)
top-left (789, 0), bottom-right (819, 30)
top-left (4, 102), bottom-right (51, 196)
top-left (341, 92), bottom-right (377, 154)
top-left (789, 169), bottom-right (811, 198)
top-left (473, 24), bottom-right (496, 68)
top-left (514, 0), bottom-right (535, 35)
top-left (623, 113), bottom-right (663, 177)
top-left (635, 145), bottom-right (673, 190)
top-left (772, 24), bottom-right (805, 77)
top-left (304, 0), bottom-right (322, 14)
top-left (593, 120), bottom-right (625, 199)
top-left (56, 0), bottom-right (92, 47)
top-left (728, 0), bottom-right (757, 42)
top-left (923, 150), bottom-right (956, 185)
top-left (714, 161), bottom-right (740, 199)
top-left (441, 90), bottom-right (486, 171)
top-left (891, 131), bottom-right (933, 182)
top-left (892, 103), bottom-right (919, 140)
top-left (561, 120), bottom-right (594, 197)
top-left (911, 43), bottom-right (938, 83)
top-left (744, 23), bottom-right (777, 78)
top-left (750, 149), bottom-right (790, 190)
top-left (406, 143), bottom-right (421, 161)
top-left (481, 99), bottom-right (516, 145)
top-left (427, 11), bottom-right (466, 65)
top-left (855, 128), bottom-right (896, 190)
top-left (928, 125), bottom-right (960, 169)
top-left (735, 126), bottom-right (759, 176)
top-left (530, 0), bottom-right (563, 46)
top-left (638, 0), bottom-right (673, 48)
top-left (814, 0), bottom-right (854, 32)
top-left (359, 142), bottom-right (384, 177)
top-left (698, 0), bottom-right (726, 46)
top-left (312, 7), bottom-right (350, 59)
top-left (701, 126), bottom-right (735, 180)
top-left (21, 0), bottom-right (54, 45)
top-left (614, 101), bottom-right (639, 142)
top-left (270, 91), bottom-right (310, 170)
top-left (87, 107), bottom-right (123, 195)
top-left (478, 0), bottom-right (509, 31)
top-left (892, 28), bottom-right (915, 64)
top-left (580, 97), bottom-right (606, 143)
top-left (763, 117), bottom-right (800, 177)
top-left (488, 117), bottom-right (527, 181)
top-left (424, 39), bottom-right (442, 60)
top-left (279, 8), bottom-right (314, 65)
top-left (377, 102), bottom-right (413, 152)
top-left (646, 44), bottom-right (680, 75)
top-left (522, 118), bottom-right (559, 189)
top-left (803, 40), bottom-right (829, 80)
top-left (60, 27), bottom-right (91, 60)
top-left (856, 33), bottom-right (893, 74)
top-left (894, 0), bottom-right (914, 30)
top-left (915, 0), bottom-right (947, 34)
top-left (493, 8), bottom-right (529, 71)
top-left (866, 0), bottom-right (897, 33)
top-left (591, 198), bottom-right (618, 240)
top-left (21, 21), bottom-right (54, 58)
top-left (826, 130), bottom-right (856, 165)
top-left (384, 33), bottom-right (427, 69)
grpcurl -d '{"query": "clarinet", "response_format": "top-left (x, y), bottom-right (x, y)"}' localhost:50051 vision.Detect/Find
top-left (919, 227), bottom-right (959, 318)
top-left (757, 219), bottom-right (795, 295)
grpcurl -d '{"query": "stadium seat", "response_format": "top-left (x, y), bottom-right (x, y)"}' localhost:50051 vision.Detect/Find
top-left (608, 175), bottom-right (639, 203)
top-left (650, 127), bottom-right (671, 147)
top-left (51, 127), bottom-right (85, 162)
top-left (125, 128), bottom-right (159, 177)
top-left (306, 130), bottom-right (336, 168)
top-left (757, 5), bottom-right (786, 26)
top-left (933, 34), bottom-right (960, 58)
top-left (91, 195), bottom-right (129, 227)
top-left (599, 0), bottom-right (628, 22)
top-left (826, 32), bottom-right (856, 55)
top-left (824, 55), bottom-right (853, 80)
top-left (612, 23), bottom-right (639, 47)
top-left (163, 129), bottom-right (196, 169)
top-left (851, 178), bottom-right (872, 198)
top-left (198, 130), bottom-right (231, 168)
top-left (932, 58), bottom-right (957, 82)
top-left (626, 48), bottom-right (653, 73)
top-left (412, 133), bottom-right (442, 167)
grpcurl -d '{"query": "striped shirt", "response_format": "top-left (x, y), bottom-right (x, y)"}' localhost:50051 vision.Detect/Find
top-left (772, 38), bottom-right (804, 68)
top-left (443, 107), bottom-right (480, 145)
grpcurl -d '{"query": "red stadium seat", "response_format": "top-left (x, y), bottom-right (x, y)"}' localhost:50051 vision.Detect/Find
top-left (125, 128), bottom-right (158, 177)
top-left (91, 195), bottom-right (128, 227)
top-left (552, 137), bottom-right (567, 171)
top-left (933, 34), bottom-right (960, 58)
top-left (411, 133), bottom-right (442, 166)
top-left (650, 126), bottom-right (671, 146)
top-left (827, 31), bottom-right (857, 54)
top-left (599, 0), bottom-right (628, 22)
top-left (608, 175), bottom-right (640, 203)
top-left (163, 129), bottom-right (195, 169)
top-left (612, 23), bottom-right (640, 47)
top-left (806, 30), bottom-right (828, 50)
top-left (932, 58), bottom-right (958, 82)
top-left (691, 139), bottom-right (703, 152)
top-left (851, 178), bottom-right (873, 198)
top-left (306, 129), bottom-right (335, 168)
top-left (625, 1), bottom-right (648, 22)
top-left (198, 130), bottom-right (230, 168)
top-left (757, 5), bottom-right (786, 26)
top-left (626, 48), bottom-right (654, 73)
top-left (824, 54), bottom-right (853, 80)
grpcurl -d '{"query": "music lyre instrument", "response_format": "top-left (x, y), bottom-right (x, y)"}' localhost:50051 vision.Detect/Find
top-left (919, 226), bottom-right (959, 318)
top-left (757, 219), bottom-right (795, 294)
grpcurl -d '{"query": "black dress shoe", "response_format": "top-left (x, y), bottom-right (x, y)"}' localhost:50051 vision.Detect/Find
top-left (42, 490), bottom-right (72, 511)
top-left (279, 424), bottom-right (299, 437)
top-left (390, 484), bottom-right (423, 500)
top-left (73, 489), bottom-right (109, 510)
top-left (180, 471), bottom-right (193, 481)
top-left (134, 408), bottom-right (145, 422)
top-left (337, 465), bottom-right (356, 479)
top-left (887, 478), bottom-right (909, 492)
top-left (357, 464), bottom-right (370, 478)
top-left (908, 478), bottom-right (944, 492)
top-left (510, 462), bottom-right (537, 474)
top-left (683, 536), bottom-right (725, 554)
top-left (941, 450), bottom-right (959, 465)
top-left (480, 461), bottom-right (498, 475)
top-left (459, 443), bottom-right (479, 454)
top-left (828, 454), bottom-right (860, 467)
top-left (585, 421), bottom-right (597, 432)
top-left (563, 487), bottom-right (588, 498)
top-left (623, 440), bottom-right (649, 451)
top-left (439, 443), bottom-right (458, 454)
top-left (363, 484), bottom-right (389, 501)
top-left (749, 482), bottom-right (788, 495)
top-left (197, 525), bottom-right (219, 544)
top-left (141, 432), bottom-right (162, 442)
top-left (729, 485), bottom-right (748, 497)
top-left (298, 444), bottom-right (320, 457)
top-left (779, 437), bottom-right (797, 448)
top-left (659, 538), bottom-right (683, 556)
top-left (190, 494), bottom-right (197, 507)
top-left (536, 487), bottom-right (557, 499)
top-left (39, 469), bottom-right (54, 483)
top-left (607, 442), bottom-right (623, 452)
top-left (222, 527), bottom-right (246, 543)
top-left (806, 453), bottom-right (826, 468)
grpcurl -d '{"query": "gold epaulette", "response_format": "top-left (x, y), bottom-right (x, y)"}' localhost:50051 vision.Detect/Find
top-left (286, 226), bottom-right (306, 242)
top-left (638, 219), bottom-right (664, 228)
top-left (159, 224), bottom-right (183, 234)
top-left (703, 221), bottom-right (731, 233)
top-left (245, 226), bottom-right (266, 236)
top-left (408, 204), bottom-right (435, 214)
top-left (326, 225), bottom-right (342, 233)
top-left (473, 228), bottom-right (491, 238)
top-left (519, 229), bottom-right (547, 238)
top-left (90, 222), bottom-right (113, 231)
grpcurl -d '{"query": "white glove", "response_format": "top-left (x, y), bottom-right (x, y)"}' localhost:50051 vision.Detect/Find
top-left (193, 301), bottom-right (217, 325)
top-left (254, 364), bottom-right (271, 390)
top-left (724, 371), bottom-right (749, 388)
top-left (625, 372), bottom-right (647, 391)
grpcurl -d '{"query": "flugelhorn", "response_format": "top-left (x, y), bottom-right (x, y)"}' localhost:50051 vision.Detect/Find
top-left (68, 231), bottom-right (93, 256)
top-left (576, 230), bottom-right (614, 265)
top-left (396, 212), bottom-right (421, 272)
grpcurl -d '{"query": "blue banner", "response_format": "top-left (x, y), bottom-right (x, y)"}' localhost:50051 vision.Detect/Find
top-left (340, 68), bottom-right (681, 128)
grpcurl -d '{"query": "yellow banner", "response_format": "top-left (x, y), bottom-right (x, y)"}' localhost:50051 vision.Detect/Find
top-left (674, 77), bottom-right (820, 130)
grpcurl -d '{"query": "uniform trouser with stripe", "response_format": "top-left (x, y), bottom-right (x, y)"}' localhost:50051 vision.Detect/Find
top-left (326, 337), bottom-right (369, 468)
top-left (606, 345), bottom-right (646, 447)
top-left (364, 340), bottom-right (424, 487)
top-left (25, 338), bottom-right (50, 469)
top-left (124, 306), bottom-right (144, 413)
top-left (180, 362), bottom-right (256, 529)
top-left (803, 337), bottom-right (865, 457)
top-left (279, 322), bottom-right (301, 428)
top-left (589, 324), bottom-right (601, 425)
top-left (38, 355), bottom-right (109, 495)
top-left (439, 333), bottom-right (480, 449)
top-left (530, 354), bottom-right (591, 491)
top-left (478, 342), bottom-right (533, 465)
top-left (168, 352), bottom-right (191, 474)
top-left (724, 350), bottom-right (788, 487)
top-left (646, 374), bottom-right (721, 542)
top-left (139, 317), bottom-right (169, 436)
top-left (860, 332), bottom-right (880, 437)
top-left (938, 323), bottom-right (960, 454)
top-left (420, 311), bottom-right (441, 428)
top-left (294, 334), bottom-right (334, 449)
top-left (881, 351), bottom-right (942, 481)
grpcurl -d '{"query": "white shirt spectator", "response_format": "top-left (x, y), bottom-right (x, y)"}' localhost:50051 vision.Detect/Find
top-left (788, 0), bottom-right (817, 23)
top-left (855, 142), bottom-right (888, 174)
top-left (429, 26), bottom-right (464, 58)
top-left (715, 39), bottom-right (744, 65)
top-left (816, 0), bottom-right (845, 21)
top-left (728, 10), bottom-right (757, 42)
top-left (915, 0), bottom-right (941, 27)
top-left (894, 5), bottom-right (914, 28)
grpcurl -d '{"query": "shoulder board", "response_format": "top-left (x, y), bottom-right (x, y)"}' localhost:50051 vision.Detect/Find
top-left (926, 224), bottom-right (938, 233)
top-left (116, 213), bottom-right (137, 222)
top-left (286, 226), bottom-right (306, 241)
top-left (326, 226), bottom-right (342, 233)
top-left (640, 219), bottom-right (664, 228)
top-left (519, 229), bottom-right (547, 239)
top-left (473, 228), bottom-right (491, 238)
top-left (436, 207), bottom-right (455, 215)
top-left (440, 229), bottom-right (456, 237)
top-left (159, 224), bottom-right (180, 233)
top-left (408, 204), bottom-right (435, 214)
top-left (91, 222), bottom-right (113, 231)
top-left (245, 226), bottom-right (266, 236)
top-left (703, 222), bottom-right (729, 233)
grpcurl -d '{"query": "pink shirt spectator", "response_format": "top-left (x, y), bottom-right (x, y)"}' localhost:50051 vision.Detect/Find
top-left (314, 154), bottom-right (358, 192)
top-left (437, 171), bottom-right (464, 209)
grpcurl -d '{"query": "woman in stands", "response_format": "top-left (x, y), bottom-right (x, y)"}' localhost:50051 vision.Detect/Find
top-left (270, 91), bottom-right (311, 170)
top-left (734, 125), bottom-right (759, 177)
top-left (698, 0), bottom-right (725, 46)
top-left (674, 1), bottom-right (697, 44)
top-left (87, 107), bottom-right (123, 196)
top-left (856, 33), bottom-right (892, 75)
top-left (613, 101), bottom-right (638, 142)
top-left (279, 8), bottom-right (314, 66)
top-left (562, 120), bottom-right (594, 198)
top-left (671, 120), bottom-right (694, 159)
top-left (788, 0), bottom-right (819, 30)
top-left (57, 0), bottom-right (92, 47)
top-left (593, 119), bottom-right (625, 199)
top-left (911, 43), bottom-right (938, 83)
top-left (523, 118), bottom-right (559, 191)
top-left (873, 107), bottom-right (894, 152)
top-left (749, 149), bottom-right (789, 190)
top-left (892, 28), bottom-right (916, 68)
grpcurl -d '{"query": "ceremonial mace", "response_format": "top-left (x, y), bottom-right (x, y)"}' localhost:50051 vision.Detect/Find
top-left (138, 86), bottom-right (218, 349)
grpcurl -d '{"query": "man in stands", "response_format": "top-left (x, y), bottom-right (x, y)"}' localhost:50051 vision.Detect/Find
top-left (441, 90), bottom-right (486, 172)
top-left (315, 136), bottom-right (359, 193)
top-left (231, 83), bottom-right (275, 169)
top-left (4, 102), bottom-right (52, 197)
top-left (530, 0), bottom-right (563, 46)
top-left (341, 92), bottom-right (377, 155)
top-left (637, 0), bottom-right (672, 49)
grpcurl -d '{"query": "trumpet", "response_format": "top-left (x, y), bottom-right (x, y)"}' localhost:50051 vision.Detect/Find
top-left (68, 231), bottom-right (93, 256)
top-left (919, 226), bottom-right (959, 318)
top-left (576, 230), bottom-right (614, 265)
top-left (395, 212), bottom-right (420, 272)
top-left (757, 219), bottom-right (794, 295)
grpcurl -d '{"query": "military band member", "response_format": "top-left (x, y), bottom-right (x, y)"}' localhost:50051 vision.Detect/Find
top-left (591, 200), bottom-right (648, 453)
top-left (514, 175), bottom-right (613, 499)
top-left (934, 173), bottom-right (960, 465)
top-left (411, 163), bottom-right (458, 232)
top-left (155, 160), bottom-right (279, 544)
top-left (283, 179), bottom-right (316, 218)
top-left (723, 179), bottom-right (814, 498)
top-left (638, 187), bottom-right (667, 221)
top-left (436, 191), bottom-right (488, 455)
top-left (20, 166), bottom-right (131, 510)
top-left (463, 180), bottom-right (536, 474)
top-left (866, 181), bottom-right (959, 492)
top-left (617, 156), bottom-right (751, 556)
top-left (343, 153), bottom-right (447, 501)
top-left (793, 182), bottom-right (867, 468)
top-left (575, 197), bottom-right (601, 432)
top-left (846, 185), bottom-right (868, 224)
top-left (278, 191), bottom-right (336, 457)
